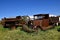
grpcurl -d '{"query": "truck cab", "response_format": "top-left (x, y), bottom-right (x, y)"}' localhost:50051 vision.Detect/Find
top-left (30, 14), bottom-right (49, 30)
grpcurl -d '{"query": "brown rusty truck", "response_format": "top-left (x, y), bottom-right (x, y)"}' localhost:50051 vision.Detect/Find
top-left (1, 16), bottom-right (26, 29)
top-left (28, 14), bottom-right (59, 30)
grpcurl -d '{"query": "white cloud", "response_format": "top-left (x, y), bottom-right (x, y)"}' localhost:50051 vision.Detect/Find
top-left (29, 16), bottom-right (34, 20)
top-left (29, 16), bottom-right (34, 18)
top-left (49, 14), bottom-right (57, 17)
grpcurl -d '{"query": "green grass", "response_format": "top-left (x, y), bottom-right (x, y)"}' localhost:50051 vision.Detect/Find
top-left (0, 25), bottom-right (60, 40)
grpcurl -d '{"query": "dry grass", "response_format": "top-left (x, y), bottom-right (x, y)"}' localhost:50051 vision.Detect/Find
top-left (0, 25), bottom-right (60, 40)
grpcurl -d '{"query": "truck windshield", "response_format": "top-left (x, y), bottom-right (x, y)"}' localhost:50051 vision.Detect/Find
top-left (34, 16), bottom-right (44, 20)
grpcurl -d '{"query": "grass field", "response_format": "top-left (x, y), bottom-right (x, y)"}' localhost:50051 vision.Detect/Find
top-left (0, 25), bottom-right (60, 40)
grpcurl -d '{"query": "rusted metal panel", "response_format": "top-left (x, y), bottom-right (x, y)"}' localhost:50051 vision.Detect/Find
top-left (33, 20), bottom-right (42, 26)
top-left (42, 19), bottom-right (49, 27)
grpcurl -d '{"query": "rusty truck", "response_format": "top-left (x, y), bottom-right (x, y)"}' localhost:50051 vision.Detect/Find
top-left (1, 14), bottom-right (59, 31)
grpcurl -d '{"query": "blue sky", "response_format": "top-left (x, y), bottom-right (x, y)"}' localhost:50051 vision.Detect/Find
top-left (0, 0), bottom-right (60, 19)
